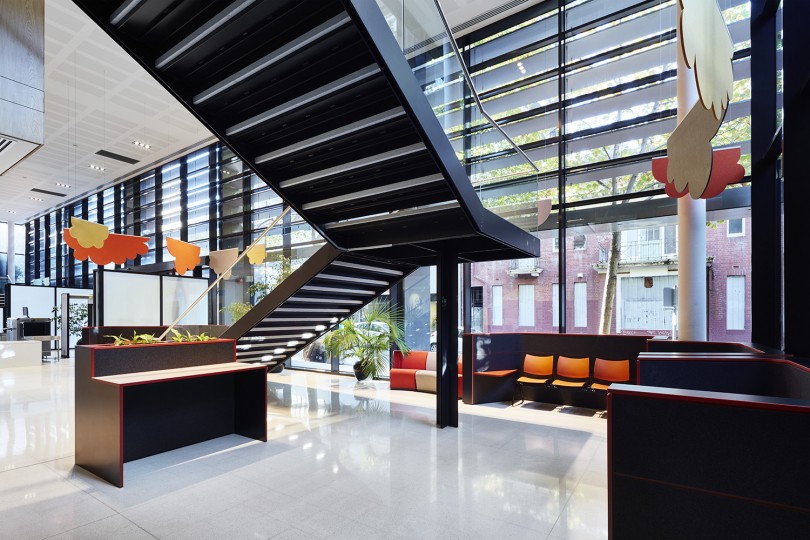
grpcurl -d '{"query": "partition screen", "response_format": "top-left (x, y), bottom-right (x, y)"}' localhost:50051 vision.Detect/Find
top-left (100, 272), bottom-right (161, 326)
top-left (162, 276), bottom-right (208, 325)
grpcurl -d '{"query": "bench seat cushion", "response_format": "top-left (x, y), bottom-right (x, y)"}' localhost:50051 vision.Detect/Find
top-left (590, 382), bottom-right (610, 391)
top-left (390, 369), bottom-right (419, 390)
top-left (551, 379), bottom-right (587, 388)
top-left (517, 375), bottom-right (549, 385)
top-left (415, 370), bottom-right (437, 393)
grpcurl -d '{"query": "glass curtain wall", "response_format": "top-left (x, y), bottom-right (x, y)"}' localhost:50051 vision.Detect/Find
top-left (455, 0), bottom-right (753, 341)
top-left (25, 0), bottom-right (757, 371)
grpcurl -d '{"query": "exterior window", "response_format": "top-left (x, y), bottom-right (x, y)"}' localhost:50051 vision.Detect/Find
top-left (552, 237), bottom-right (559, 252)
top-left (552, 283), bottom-right (559, 327)
top-left (491, 285), bottom-right (503, 326)
top-left (518, 284), bottom-right (534, 326)
top-left (727, 218), bottom-right (745, 237)
top-left (663, 225), bottom-right (677, 256)
top-left (573, 234), bottom-right (586, 250)
top-left (471, 286), bottom-right (483, 332)
top-left (574, 282), bottom-right (587, 327)
top-left (726, 275), bottom-right (745, 330)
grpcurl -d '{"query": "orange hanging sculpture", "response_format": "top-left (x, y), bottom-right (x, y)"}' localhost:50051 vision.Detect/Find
top-left (166, 237), bottom-right (201, 275)
top-left (64, 217), bottom-right (149, 265)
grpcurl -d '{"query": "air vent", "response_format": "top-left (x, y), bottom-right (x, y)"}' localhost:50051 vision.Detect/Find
top-left (0, 136), bottom-right (41, 176)
top-left (95, 149), bottom-right (139, 165)
top-left (31, 188), bottom-right (67, 197)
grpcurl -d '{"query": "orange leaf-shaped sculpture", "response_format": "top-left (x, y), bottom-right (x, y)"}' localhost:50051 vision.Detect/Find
top-left (166, 237), bottom-right (201, 275)
top-left (64, 228), bottom-right (149, 265)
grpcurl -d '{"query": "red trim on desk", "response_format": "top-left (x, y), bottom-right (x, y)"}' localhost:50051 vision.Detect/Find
top-left (608, 385), bottom-right (810, 414)
top-left (607, 392), bottom-right (613, 540)
top-left (93, 365), bottom-right (268, 387)
top-left (613, 472), bottom-right (810, 515)
top-left (637, 356), bottom-right (810, 374)
top-left (118, 387), bottom-right (124, 488)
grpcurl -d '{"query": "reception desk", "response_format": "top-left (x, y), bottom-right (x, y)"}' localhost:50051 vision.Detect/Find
top-left (75, 340), bottom-right (267, 487)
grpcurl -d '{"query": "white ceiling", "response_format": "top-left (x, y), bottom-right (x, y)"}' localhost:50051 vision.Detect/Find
top-left (1, 0), bottom-right (212, 223)
top-left (2, 0), bottom-right (537, 224)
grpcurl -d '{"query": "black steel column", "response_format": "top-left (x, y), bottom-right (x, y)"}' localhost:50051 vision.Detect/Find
top-left (179, 159), bottom-right (189, 242)
top-left (389, 278), bottom-right (404, 376)
top-left (43, 213), bottom-right (51, 282)
top-left (80, 199), bottom-right (89, 288)
top-left (751, 0), bottom-right (782, 349)
top-left (154, 168), bottom-right (163, 263)
top-left (436, 250), bottom-right (458, 428)
top-left (557, 4), bottom-right (567, 333)
top-left (55, 209), bottom-right (62, 286)
top-left (782, 1), bottom-right (808, 356)
top-left (208, 144), bottom-right (219, 251)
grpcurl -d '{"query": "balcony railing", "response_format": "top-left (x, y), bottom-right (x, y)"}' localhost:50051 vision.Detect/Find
top-left (599, 241), bottom-right (677, 264)
top-left (508, 258), bottom-right (542, 277)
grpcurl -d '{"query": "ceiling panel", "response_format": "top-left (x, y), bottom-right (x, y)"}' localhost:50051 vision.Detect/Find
top-left (1, 0), bottom-right (212, 223)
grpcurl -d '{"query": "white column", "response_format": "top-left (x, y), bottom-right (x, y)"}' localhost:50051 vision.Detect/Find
top-left (675, 2), bottom-right (707, 341)
top-left (7, 222), bottom-right (15, 283)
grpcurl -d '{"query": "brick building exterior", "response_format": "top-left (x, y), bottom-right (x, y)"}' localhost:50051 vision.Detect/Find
top-left (470, 218), bottom-right (752, 342)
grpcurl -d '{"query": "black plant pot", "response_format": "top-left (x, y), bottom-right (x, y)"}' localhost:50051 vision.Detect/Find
top-left (353, 361), bottom-right (369, 381)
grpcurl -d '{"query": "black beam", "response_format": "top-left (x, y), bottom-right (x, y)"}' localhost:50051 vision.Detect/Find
top-left (557, 9), bottom-right (567, 334)
top-left (751, 0), bottom-right (782, 349)
top-left (436, 250), bottom-right (458, 428)
top-left (783, 1), bottom-right (809, 356)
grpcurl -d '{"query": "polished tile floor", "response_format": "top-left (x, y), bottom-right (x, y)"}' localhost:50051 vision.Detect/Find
top-left (1, 359), bottom-right (608, 539)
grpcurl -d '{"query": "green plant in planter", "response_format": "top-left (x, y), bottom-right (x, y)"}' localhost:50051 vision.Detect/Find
top-left (105, 331), bottom-right (160, 345)
top-left (323, 300), bottom-right (408, 380)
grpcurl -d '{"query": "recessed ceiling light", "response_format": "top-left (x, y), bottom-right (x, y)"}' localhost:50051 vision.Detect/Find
top-left (301, 332), bottom-right (314, 339)
top-left (132, 140), bottom-right (151, 149)
top-left (29, 196), bottom-right (43, 201)
top-left (8, 210), bottom-right (17, 214)
top-left (273, 348), bottom-right (286, 354)
top-left (89, 164), bottom-right (105, 171)
top-left (55, 182), bottom-right (71, 188)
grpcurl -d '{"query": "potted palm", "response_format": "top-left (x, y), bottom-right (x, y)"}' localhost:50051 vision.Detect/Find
top-left (323, 300), bottom-right (409, 380)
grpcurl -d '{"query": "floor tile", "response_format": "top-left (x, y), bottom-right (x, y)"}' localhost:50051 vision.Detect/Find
top-left (0, 360), bottom-right (609, 539)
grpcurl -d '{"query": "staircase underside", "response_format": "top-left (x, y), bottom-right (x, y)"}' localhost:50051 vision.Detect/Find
top-left (72, 0), bottom-right (540, 266)
top-left (220, 244), bottom-right (417, 366)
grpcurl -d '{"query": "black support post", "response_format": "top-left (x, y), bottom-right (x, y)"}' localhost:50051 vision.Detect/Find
top-left (782, 1), bottom-right (809, 356)
top-left (751, 0), bottom-right (782, 350)
top-left (436, 250), bottom-right (458, 428)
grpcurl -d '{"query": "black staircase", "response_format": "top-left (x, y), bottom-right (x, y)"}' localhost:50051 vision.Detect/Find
top-left (71, 0), bottom-right (540, 367)
top-left (220, 244), bottom-right (415, 366)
